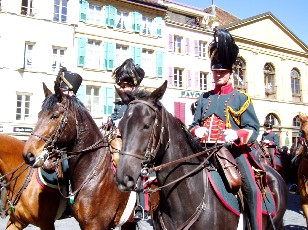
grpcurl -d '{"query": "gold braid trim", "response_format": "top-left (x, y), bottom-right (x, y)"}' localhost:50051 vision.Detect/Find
top-left (226, 92), bottom-right (252, 129)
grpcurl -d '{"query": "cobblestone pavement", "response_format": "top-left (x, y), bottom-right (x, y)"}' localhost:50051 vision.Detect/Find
top-left (0, 192), bottom-right (306, 229)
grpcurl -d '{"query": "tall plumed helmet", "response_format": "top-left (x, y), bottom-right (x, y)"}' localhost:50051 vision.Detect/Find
top-left (112, 58), bottom-right (145, 86)
top-left (209, 29), bottom-right (239, 71)
top-left (58, 67), bottom-right (83, 94)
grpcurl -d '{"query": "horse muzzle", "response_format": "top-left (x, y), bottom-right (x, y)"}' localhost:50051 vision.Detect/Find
top-left (24, 149), bottom-right (49, 168)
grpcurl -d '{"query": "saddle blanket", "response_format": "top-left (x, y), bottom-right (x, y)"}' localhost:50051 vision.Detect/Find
top-left (207, 169), bottom-right (276, 216)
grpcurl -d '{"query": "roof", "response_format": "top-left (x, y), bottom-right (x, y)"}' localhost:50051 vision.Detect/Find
top-left (204, 6), bottom-right (240, 26)
top-left (124, 0), bottom-right (167, 11)
top-left (164, 0), bottom-right (205, 12)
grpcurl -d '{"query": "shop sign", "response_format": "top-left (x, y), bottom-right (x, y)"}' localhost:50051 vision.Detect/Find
top-left (180, 91), bottom-right (201, 98)
top-left (13, 127), bottom-right (33, 133)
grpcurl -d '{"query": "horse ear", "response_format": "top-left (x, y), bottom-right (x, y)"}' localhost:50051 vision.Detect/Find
top-left (54, 80), bottom-right (63, 102)
top-left (150, 80), bottom-right (167, 103)
top-left (42, 82), bottom-right (53, 97)
top-left (115, 86), bottom-right (132, 105)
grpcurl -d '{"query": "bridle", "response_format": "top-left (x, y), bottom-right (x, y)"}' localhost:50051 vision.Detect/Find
top-left (120, 99), bottom-right (169, 166)
top-left (30, 103), bottom-right (70, 165)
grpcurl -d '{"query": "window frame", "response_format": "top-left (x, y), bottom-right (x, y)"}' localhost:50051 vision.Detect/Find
top-left (199, 72), bottom-right (207, 90)
top-left (53, 0), bottom-right (68, 23)
top-left (21, 0), bottom-right (34, 16)
top-left (142, 48), bottom-right (155, 77)
top-left (87, 4), bottom-right (102, 25)
top-left (24, 42), bottom-right (35, 69)
top-left (116, 10), bottom-right (129, 30)
top-left (174, 36), bottom-right (183, 54)
top-left (198, 41), bottom-right (207, 58)
top-left (51, 46), bottom-right (66, 72)
top-left (173, 68), bottom-right (183, 88)
top-left (16, 93), bottom-right (31, 121)
top-left (141, 16), bottom-right (153, 35)
top-left (233, 57), bottom-right (247, 90)
top-left (264, 63), bottom-right (276, 97)
top-left (85, 85), bottom-right (101, 116)
top-left (115, 44), bottom-right (129, 69)
top-left (86, 39), bottom-right (103, 69)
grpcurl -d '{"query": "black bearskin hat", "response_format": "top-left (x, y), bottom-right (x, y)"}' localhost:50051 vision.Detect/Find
top-left (209, 29), bottom-right (239, 71)
top-left (112, 58), bottom-right (145, 86)
top-left (263, 121), bottom-right (273, 129)
top-left (59, 67), bottom-right (83, 94)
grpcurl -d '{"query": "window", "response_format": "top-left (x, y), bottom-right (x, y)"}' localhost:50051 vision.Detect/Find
top-left (199, 72), bottom-right (207, 90)
top-left (264, 63), bottom-right (275, 97)
top-left (174, 36), bottom-right (182, 54)
top-left (233, 58), bottom-right (246, 89)
top-left (86, 40), bottom-right (103, 69)
top-left (174, 68), bottom-right (183, 88)
top-left (142, 49), bottom-right (155, 76)
top-left (265, 114), bottom-right (279, 127)
top-left (142, 16), bottom-right (153, 35)
top-left (54, 0), bottom-right (67, 23)
top-left (21, 0), bottom-right (33, 15)
top-left (199, 41), bottom-right (207, 58)
top-left (85, 86), bottom-right (101, 116)
top-left (16, 94), bottom-right (31, 121)
top-left (24, 43), bottom-right (34, 69)
top-left (115, 45), bottom-right (129, 68)
top-left (52, 47), bottom-right (65, 71)
top-left (293, 115), bottom-right (300, 127)
top-left (291, 68), bottom-right (300, 95)
top-left (116, 11), bottom-right (129, 30)
top-left (292, 115), bottom-right (301, 146)
top-left (87, 5), bottom-right (102, 25)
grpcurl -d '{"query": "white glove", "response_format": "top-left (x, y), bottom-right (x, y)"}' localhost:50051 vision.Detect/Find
top-left (114, 118), bottom-right (121, 127)
top-left (195, 127), bottom-right (209, 138)
top-left (263, 139), bottom-right (270, 144)
top-left (223, 129), bottom-right (239, 143)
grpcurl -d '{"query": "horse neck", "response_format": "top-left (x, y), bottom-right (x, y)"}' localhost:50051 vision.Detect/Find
top-left (68, 109), bottom-right (111, 184)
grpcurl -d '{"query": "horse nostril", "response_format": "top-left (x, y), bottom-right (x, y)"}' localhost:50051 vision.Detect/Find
top-left (24, 152), bottom-right (36, 165)
top-left (123, 175), bottom-right (135, 189)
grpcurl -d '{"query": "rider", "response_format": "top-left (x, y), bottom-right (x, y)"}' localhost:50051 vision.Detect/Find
top-left (189, 28), bottom-right (263, 230)
top-left (261, 121), bottom-right (281, 170)
top-left (58, 67), bottom-right (83, 96)
top-left (109, 58), bottom-right (148, 221)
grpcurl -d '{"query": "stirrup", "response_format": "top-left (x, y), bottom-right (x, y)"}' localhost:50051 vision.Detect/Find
top-left (134, 205), bottom-right (147, 220)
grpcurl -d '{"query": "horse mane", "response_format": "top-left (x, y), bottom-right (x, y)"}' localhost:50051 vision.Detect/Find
top-left (42, 94), bottom-right (85, 113)
top-left (174, 117), bottom-right (203, 154)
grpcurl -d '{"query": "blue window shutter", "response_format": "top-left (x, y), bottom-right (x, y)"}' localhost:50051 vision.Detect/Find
top-left (132, 12), bottom-right (141, 32)
top-left (104, 5), bottom-right (116, 27)
top-left (108, 42), bottom-right (115, 70)
top-left (132, 46), bottom-right (141, 67)
top-left (78, 38), bottom-right (86, 66)
top-left (76, 84), bottom-right (86, 103)
top-left (104, 42), bottom-right (115, 70)
top-left (79, 0), bottom-right (88, 22)
top-left (103, 86), bottom-right (115, 116)
top-left (156, 51), bottom-right (163, 78)
top-left (155, 17), bottom-right (162, 37)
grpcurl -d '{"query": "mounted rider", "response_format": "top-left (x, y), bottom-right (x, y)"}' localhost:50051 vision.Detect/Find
top-left (189, 28), bottom-right (264, 230)
top-left (261, 120), bottom-right (282, 170)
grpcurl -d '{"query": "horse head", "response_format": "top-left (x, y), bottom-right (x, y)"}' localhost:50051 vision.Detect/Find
top-left (115, 80), bottom-right (168, 191)
top-left (23, 82), bottom-right (78, 167)
top-left (299, 113), bottom-right (308, 141)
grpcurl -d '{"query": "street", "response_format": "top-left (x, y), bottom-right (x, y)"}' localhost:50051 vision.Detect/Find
top-left (0, 192), bottom-right (306, 229)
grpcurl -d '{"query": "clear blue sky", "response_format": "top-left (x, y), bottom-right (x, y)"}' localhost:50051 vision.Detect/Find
top-left (176, 0), bottom-right (308, 46)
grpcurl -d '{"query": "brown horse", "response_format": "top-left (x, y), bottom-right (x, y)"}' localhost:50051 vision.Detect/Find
top-left (0, 134), bottom-right (63, 230)
top-left (115, 81), bottom-right (288, 230)
top-left (22, 83), bottom-right (136, 230)
top-left (297, 112), bottom-right (308, 226)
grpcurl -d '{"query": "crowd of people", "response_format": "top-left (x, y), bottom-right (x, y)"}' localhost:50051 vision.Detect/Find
top-left (55, 28), bottom-right (302, 230)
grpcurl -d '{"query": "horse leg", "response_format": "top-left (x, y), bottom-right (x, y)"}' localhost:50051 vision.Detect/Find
top-left (300, 200), bottom-right (308, 227)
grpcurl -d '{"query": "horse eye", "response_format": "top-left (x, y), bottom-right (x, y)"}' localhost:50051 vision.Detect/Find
top-left (50, 113), bottom-right (60, 119)
top-left (144, 124), bottom-right (150, 129)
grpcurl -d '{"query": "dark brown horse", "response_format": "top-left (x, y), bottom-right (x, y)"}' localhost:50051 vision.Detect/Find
top-left (297, 112), bottom-right (308, 226)
top-left (22, 83), bottom-right (137, 230)
top-left (115, 81), bottom-right (288, 229)
top-left (0, 134), bottom-right (63, 230)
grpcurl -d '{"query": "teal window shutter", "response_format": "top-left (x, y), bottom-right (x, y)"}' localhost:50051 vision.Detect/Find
top-left (132, 46), bottom-right (141, 67)
top-left (76, 84), bottom-right (86, 103)
top-left (79, 0), bottom-right (88, 22)
top-left (103, 86), bottom-right (115, 116)
top-left (104, 5), bottom-right (116, 27)
top-left (132, 12), bottom-right (142, 32)
top-left (78, 38), bottom-right (86, 66)
top-left (156, 51), bottom-right (163, 78)
top-left (104, 42), bottom-right (115, 70)
top-left (155, 17), bottom-right (162, 37)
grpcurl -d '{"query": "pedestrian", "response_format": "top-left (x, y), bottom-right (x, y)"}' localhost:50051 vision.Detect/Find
top-left (189, 28), bottom-right (263, 230)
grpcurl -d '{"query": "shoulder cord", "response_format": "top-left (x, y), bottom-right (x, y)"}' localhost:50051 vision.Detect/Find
top-left (226, 92), bottom-right (251, 129)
